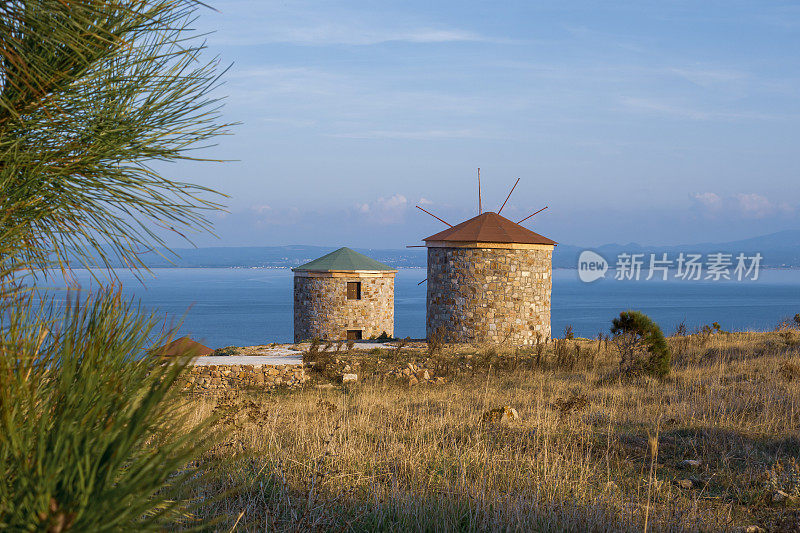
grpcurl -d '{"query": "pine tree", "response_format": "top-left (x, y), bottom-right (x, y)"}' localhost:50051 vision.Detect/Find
top-left (0, 1), bottom-right (229, 529)
top-left (611, 310), bottom-right (672, 378)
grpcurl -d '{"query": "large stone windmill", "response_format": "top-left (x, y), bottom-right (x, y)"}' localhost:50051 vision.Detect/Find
top-left (417, 172), bottom-right (556, 345)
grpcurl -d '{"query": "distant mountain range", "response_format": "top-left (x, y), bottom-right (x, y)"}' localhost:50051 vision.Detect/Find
top-left (96, 230), bottom-right (800, 269)
top-left (555, 229), bottom-right (800, 269)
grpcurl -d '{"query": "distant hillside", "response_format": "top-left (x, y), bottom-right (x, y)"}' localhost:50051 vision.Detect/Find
top-left (553, 229), bottom-right (800, 269)
top-left (84, 230), bottom-right (800, 269)
top-left (101, 245), bottom-right (427, 269)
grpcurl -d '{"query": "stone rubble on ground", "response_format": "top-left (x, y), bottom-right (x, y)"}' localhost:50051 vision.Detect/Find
top-left (771, 490), bottom-right (789, 503)
top-left (385, 362), bottom-right (443, 386)
top-left (482, 406), bottom-right (520, 424)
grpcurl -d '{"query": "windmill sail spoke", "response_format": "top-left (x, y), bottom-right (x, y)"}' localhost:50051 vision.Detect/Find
top-left (518, 206), bottom-right (548, 224)
top-left (498, 177), bottom-right (520, 215)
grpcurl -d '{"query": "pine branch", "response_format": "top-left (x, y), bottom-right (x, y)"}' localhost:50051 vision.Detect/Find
top-left (0, 0), bottom-right (231, 274)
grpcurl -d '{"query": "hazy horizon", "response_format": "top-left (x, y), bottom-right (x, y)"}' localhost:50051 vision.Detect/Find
top-left (166, 227), bottom-right (800, 252)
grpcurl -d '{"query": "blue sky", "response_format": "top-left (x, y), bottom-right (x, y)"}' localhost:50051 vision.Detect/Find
top-left (177, 1), bottom-right (800, 249)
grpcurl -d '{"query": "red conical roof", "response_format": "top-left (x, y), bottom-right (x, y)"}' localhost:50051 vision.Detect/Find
top-left (424, 211), bottom-right (556, 245)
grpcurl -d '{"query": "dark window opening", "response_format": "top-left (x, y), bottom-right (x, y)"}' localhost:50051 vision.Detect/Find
top-left (347, 281), bottom-right (361, 300)
top-left (347, 329), bottom-right (362, 340)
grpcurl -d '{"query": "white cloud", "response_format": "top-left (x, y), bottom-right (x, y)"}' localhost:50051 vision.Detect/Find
top-left (620, 97), bottom-right (778, 121)
top-left (264, 26), bottom-right (489, 46)
top-left (222, 67), bottom-right (521, 137)
top-left (692, 192), bottom-right (722, 211)
top-left (250, 204), bottom-right (272, 214)
top-left (330, 129), bottom-right (488, 140)
top-left (667, 67), bottom-right (746, 88)
top-left (216, 25), bottom-right (491, 47)
top-left (693, 192), bottom-right (794, 219)
top-left (355, 194), bottom-right (408, 225)
top-left (202, 3), bottom-right (494, 47)
top-left (736, 193), bottom-right (776, 218)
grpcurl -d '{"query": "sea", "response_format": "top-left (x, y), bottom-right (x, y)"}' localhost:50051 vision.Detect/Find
top-left (39, 267), bottom-right (800, 349)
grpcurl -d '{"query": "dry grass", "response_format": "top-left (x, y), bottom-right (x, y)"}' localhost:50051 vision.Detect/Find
top-left (180, 331), bottom-right (800, 532)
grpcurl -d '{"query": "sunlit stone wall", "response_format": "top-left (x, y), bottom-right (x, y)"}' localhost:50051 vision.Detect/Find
top-left (294, 271), bottom-right (395, 342)
top-left (426, 245), bottom-right (553, 345)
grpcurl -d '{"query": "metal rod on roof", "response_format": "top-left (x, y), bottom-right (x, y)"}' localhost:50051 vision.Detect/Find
top-left (477, 168), bottom-right (482, 215)
top-left (416, 205), bottom-right (453, 227)
top-left (497, 177), bottom-right (520, 215)
top-left (517, 205), bottom-right (548, 224)
top-left (405, 245), bottom-right (426, 248)
top-left (417, 278), bottom-right (427, 285)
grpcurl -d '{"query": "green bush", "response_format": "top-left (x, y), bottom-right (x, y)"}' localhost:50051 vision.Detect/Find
top-left (213, 345), bottom-right (239, 356)
top-left (0, 292), bottom-right (214, 530)
top-left (610, 310), bottom-right (671, 378)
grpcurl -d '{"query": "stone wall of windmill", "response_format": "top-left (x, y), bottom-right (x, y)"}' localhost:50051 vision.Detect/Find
top-left (426, 244), bottom-right (552, 345)
top-left (421, 207), bottom-right (556, 346)
top-left (294, 272), bottom-right (395, 341)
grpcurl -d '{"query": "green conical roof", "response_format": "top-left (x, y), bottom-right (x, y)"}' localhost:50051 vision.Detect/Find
top-left (293, 247), bottom-right (396, 272)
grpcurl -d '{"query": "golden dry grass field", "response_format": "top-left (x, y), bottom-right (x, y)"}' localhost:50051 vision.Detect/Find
top-left (182, 331), bottom-right (800, 532)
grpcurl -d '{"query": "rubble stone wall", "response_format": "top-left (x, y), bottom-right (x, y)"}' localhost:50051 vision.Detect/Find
top-left (184, 364), bottom-right (308, 392)
top-left (294, 272), bottom-right (395, 342)
top-left (426, 245), bottom-right (553, 345)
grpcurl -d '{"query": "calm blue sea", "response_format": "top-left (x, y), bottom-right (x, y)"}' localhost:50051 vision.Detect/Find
top-left (39, 268), bottom-right (800, 348)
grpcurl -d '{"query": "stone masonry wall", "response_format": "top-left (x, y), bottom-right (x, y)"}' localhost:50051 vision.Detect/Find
top-left (184, 364), bottom-right (308, 392)
top-left (426, 246), bottom-right (552, 345)
top-left (294, 274), bottom-right (395, 342)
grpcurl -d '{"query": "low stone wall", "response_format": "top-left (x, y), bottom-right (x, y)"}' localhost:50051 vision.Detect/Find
top-left (184, 364), bottom-right (308, 392)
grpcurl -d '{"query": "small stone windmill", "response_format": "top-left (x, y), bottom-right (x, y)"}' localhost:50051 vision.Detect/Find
top-left (293, 247), bottom-right (397, 342)
top-left (415, 171), bottom-right (556, 345)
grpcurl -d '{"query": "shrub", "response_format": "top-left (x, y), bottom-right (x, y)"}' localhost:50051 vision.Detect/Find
top-left (213, 345), bottom-right (239, 356)
top-left (0, 292), bottom-right (214, 530)
top-left (393, 337), bottom-right (410, 357)
top-left (303, 338), bottom-right (334, 373)
top-left (779, 360), bottom-right (800, 382)
top-left (611, 310), bottom-right (671, 378)
top-left (553, 339), bottom-right (572, 370)
top-left (673, 321), bottom-right (688, 337)
top-left (552, 391), bottom-right (590, 418)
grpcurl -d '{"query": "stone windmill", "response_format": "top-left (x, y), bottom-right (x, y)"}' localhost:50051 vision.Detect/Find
top-left (416, 171), bottom-right (556, 345)
top-left (293, 247), bottom-right (397, 342)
